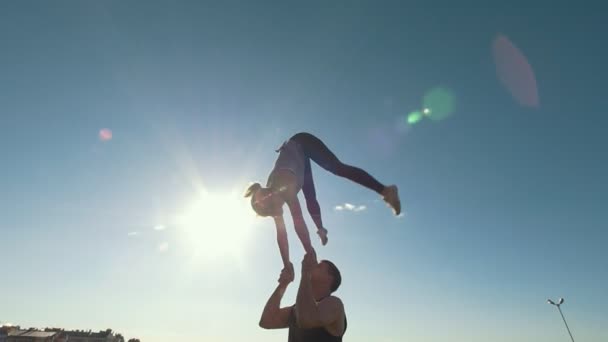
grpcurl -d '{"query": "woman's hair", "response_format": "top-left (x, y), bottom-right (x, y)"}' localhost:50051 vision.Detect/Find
top-left (244, 182), bottom-right (262, 198)
top-left (244, 182), bottom-right (281, 217)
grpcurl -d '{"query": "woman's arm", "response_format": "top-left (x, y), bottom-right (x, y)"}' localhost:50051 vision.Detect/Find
top-left (273, 215), bottom-right (292, 271)
top-left (285, 197), bottom-right (315, 255)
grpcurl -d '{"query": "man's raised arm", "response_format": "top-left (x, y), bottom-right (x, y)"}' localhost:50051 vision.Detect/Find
top-left (259, 268), bottom-right (293, 329)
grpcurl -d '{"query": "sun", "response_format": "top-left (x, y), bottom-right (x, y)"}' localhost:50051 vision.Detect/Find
top-left (175, 188), bottom-right (260, 264)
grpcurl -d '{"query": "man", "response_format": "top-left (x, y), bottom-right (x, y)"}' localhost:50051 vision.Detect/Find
top-left (259, 253), bottom-right (347, 341)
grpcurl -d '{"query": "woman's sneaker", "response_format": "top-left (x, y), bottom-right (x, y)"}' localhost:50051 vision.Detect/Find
top-left (382, 185), bottom-right (401, 216)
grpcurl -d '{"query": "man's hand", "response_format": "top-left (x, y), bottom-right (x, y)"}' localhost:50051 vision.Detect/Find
top-left (279, 262), bottom-right (295, 286)
top-left (301, 251), bottom-right (318, 276)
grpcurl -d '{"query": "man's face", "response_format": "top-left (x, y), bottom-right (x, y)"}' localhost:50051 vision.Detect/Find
top-left (310, 261), bottom-right (330, 290)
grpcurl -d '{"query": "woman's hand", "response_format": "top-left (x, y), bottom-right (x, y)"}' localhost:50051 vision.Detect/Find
top-left (279, 262), bottom-right (295, 286)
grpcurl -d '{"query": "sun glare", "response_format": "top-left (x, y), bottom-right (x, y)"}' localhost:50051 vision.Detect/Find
top-left (175, 188), bottom-right (260, 264)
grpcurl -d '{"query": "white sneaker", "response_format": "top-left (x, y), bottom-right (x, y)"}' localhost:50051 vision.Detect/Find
top-left (317, 227), bottom-right (328, 246)
top-left (382, 185), bottom-right (401, 216)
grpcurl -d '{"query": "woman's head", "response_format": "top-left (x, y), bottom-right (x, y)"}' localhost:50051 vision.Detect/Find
top-left (244, 183), bottom-right (283, 217)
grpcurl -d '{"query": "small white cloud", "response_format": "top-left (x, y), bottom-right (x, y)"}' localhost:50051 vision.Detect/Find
top-left (335, 203), bottom-right (367, 212)
top-left (153, 224), bottom-right (166, 231)
top-left (127, 231), bottom-right (139, 237)
top-left (397, 213), bottom-right (405, 218)
top-left (158, 242), bottom-right (169, 252)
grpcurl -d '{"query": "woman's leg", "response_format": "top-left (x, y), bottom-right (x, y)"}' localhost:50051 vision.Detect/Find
top-left (301, 157), bottom-right (328, 245)
top-left (292, 132), bottom-right (401, 215)
top-left (292, 132), bottom-right (385, 194)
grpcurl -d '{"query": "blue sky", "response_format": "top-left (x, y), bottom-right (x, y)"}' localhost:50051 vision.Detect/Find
top-left (1, 1), bottom-right (606, 341)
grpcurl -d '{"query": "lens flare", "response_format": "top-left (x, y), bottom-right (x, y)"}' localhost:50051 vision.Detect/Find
top-left (492, 34), bottom-right (539, 107)
top-left (398, 88), bottom-right (456, 132)
top-left (423, 87), bottom-right (455, 122)
top-left (407, 111), bottom-right (423, 125)
top-left (99, 128), bottom-right (113, 141)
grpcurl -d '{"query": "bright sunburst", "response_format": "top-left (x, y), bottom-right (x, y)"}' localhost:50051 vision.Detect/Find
top-left (175, 188), bottom-right (260, 265)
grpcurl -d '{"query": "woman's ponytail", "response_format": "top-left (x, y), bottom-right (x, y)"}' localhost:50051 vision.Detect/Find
top-left (244, 182), bottom-right (262, 198)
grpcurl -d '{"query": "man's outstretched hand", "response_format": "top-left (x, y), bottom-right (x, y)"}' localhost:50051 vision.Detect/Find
top-left (279, 262), bottom-right (295, 286)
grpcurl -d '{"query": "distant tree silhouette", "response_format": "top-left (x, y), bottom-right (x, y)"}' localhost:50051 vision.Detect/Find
top-left (115, 333), bottom-right (125, 342)
top-left (127, 339), bottom-right (140, 342)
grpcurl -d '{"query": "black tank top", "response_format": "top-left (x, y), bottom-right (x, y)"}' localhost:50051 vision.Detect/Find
top-left (287, 306), bottom-right (347, 342)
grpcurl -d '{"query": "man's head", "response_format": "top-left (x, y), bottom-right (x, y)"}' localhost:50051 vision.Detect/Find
top-left (311, 260), bottom-right (342, 296)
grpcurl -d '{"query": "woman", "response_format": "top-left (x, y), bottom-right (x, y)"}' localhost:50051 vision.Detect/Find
top-left (245, 132), bottom-right (400, 280)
